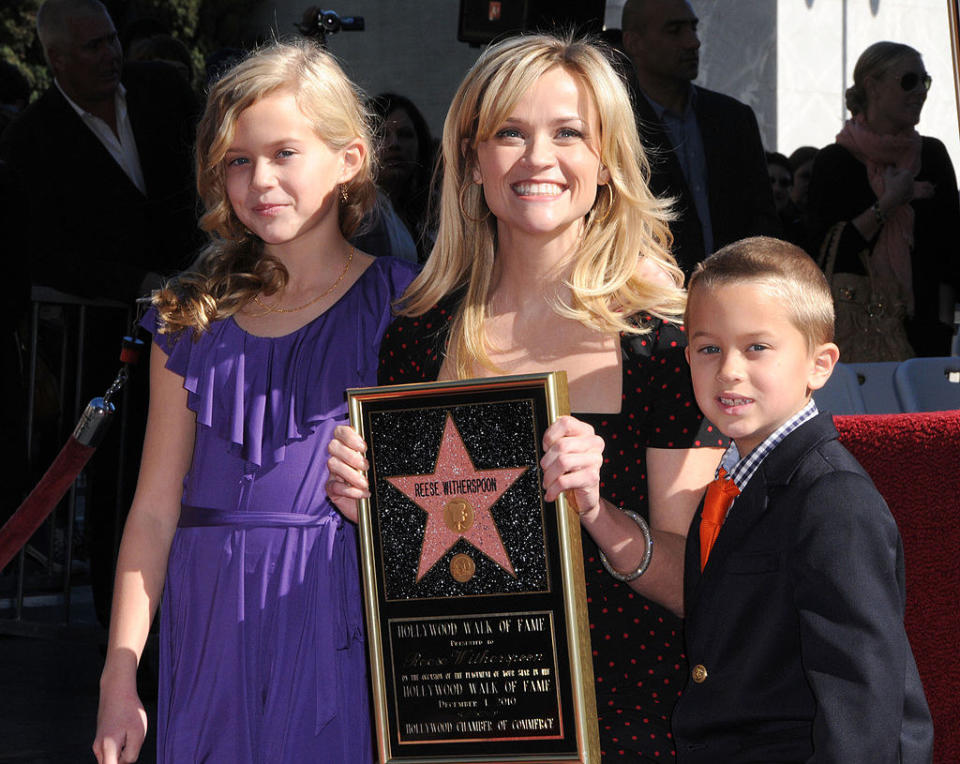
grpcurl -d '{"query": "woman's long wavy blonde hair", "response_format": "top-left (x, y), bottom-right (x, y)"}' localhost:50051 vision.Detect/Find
top-left (399, 33), bottom-right (685, 377)
top-left (154, 39), bottom-right (376, 335)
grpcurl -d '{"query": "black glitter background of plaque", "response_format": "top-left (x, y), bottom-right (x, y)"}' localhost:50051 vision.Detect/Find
top-left (369, 400), bottom-right (548, 601)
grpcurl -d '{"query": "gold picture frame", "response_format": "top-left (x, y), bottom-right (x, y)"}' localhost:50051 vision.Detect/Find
top-left (347, 372), bottom-right (599, 763)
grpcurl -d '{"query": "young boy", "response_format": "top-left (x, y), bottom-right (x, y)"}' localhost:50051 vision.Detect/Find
top-left (672, 237), bottom-right (933, 762)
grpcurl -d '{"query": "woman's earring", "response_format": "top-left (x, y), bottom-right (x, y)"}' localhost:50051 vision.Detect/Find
top-left (458, 182), bottom-right (490, 224)
top-left (340, 185), bottom-right (349, 203)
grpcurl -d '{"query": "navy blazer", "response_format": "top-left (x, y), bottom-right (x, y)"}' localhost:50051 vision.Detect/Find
top-left (0, 62), bottom-right (201, 301)
top-left (633, 85), bottom-right (780, 275)
top-left (673, 413), bottom-right (932, 763)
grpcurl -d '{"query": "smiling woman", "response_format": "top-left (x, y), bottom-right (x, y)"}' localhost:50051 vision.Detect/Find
top-left (472, 67), bottom-right (610, 248)
top-left (327, 32), bottom-right (726, 761)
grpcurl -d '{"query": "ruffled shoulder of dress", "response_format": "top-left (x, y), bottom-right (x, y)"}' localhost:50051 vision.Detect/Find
top-left (139, 305), bottom-right (198, 375)
top-left (138, 258), bottom-right (417, 470)
top-left (621, 314), bottom-right (687, 361)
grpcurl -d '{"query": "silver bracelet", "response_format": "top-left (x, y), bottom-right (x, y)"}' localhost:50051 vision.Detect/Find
top-left (598, 509), bottom-right (653, 582)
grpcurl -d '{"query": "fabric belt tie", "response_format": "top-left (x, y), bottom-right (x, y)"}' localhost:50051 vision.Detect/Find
top-left (178, 505), bottom-right (335, 528)
top-left (699, 468), bottom-right (740, 571)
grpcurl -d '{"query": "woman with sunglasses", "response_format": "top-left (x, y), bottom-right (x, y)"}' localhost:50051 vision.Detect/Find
top-left (809, 41), bottom-right (960, 358)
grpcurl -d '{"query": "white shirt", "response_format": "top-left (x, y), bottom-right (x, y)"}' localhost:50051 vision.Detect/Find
top-left (56, 80), bottom-right (147, 195)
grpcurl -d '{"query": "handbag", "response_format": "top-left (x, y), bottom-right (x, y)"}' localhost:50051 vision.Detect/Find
top-left (817, 222), bottom-right (914, 363)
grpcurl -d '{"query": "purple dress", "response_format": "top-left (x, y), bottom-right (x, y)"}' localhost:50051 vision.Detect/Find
top-left (142, 257), bottom-right (417, 763)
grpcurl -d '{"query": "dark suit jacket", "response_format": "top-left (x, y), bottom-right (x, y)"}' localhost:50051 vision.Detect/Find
top-left (673, 414), bottom-right (932, 763)
top-left (0, 62), bottom-right (202, 302)
top-left (633, 85), bottom-right (780, 275)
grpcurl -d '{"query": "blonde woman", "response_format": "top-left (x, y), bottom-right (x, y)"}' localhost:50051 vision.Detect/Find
top-left (809, 41), bottom-right (960, 358)
top-left (93, 41), bottom-right (416, 763)
top-left (328, 34), bottom-right (723, 761)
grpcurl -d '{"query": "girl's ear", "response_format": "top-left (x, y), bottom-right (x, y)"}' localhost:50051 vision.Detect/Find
top-left (338, 138), bottom-right (366, 184)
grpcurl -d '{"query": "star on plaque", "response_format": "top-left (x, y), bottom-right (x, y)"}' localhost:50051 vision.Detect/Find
top-left (386, 413), bottom-right (530, 582)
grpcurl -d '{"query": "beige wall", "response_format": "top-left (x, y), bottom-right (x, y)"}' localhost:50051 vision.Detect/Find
top-left (250, 1), bottom-right (959, 172)
top-left (248, 1), bottom-right (483, 140)
top-left (611, 0), bottom-right (958, 169)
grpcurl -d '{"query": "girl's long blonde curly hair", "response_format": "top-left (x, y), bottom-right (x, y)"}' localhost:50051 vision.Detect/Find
top-left (154, 39), bottom-right (376, 335)
top-left (398, 33), bottom-right (685, 378)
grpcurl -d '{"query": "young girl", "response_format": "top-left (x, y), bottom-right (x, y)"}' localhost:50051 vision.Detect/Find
top-left (93, 41), bottom-right (417, 763)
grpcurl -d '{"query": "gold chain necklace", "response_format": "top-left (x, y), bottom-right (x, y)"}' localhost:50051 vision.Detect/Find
top-left (252, 247), bottom-right (355, 314)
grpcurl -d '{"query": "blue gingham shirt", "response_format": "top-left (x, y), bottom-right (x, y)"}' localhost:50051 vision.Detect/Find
top-left (717, 400), bottom-right (819, 515)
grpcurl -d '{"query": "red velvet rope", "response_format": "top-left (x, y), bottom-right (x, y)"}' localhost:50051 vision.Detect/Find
top-left (0, 437), bottom-right (97, 572)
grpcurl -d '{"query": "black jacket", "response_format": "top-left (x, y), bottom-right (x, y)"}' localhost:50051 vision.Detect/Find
top-left (0, 62), bottom-right (202, 302)
top-left (633, 85), bottom-right (781, 275)
top-left (674, 413), bottom-right (932, 763)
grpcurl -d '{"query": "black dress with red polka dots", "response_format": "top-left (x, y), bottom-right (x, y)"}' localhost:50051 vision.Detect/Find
top-left (378, 299), bottom-right (725, 761)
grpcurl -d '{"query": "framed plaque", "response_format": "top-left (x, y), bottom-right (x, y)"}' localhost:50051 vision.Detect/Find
top-left (347, 373), bottom-right (599, 763)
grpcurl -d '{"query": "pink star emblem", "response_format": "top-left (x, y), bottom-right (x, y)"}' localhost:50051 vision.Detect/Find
top-left (386, 413), bottom-right (529, 582)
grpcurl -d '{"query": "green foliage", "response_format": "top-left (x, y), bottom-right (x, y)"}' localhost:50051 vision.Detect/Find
top-left (0, 0), bottom-right (49, 97)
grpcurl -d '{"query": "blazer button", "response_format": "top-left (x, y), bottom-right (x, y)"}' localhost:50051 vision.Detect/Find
top-left (691, 664), bottom-right (708, 683)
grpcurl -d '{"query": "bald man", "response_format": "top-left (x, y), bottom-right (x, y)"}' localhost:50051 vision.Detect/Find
top-left (0, 0), bottom-right (202, 625)
top-left (0, 0), bottom-right (200, 301)
top-left (622, 0), bottom-right (779, 275)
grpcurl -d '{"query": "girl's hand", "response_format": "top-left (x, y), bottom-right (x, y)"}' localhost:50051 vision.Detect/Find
top-left (326, 424), bottom-right (370, 524)
top-left (93, 679), bottom-right (147, 764)
top-left (541, 415), bottom-right (604, 520)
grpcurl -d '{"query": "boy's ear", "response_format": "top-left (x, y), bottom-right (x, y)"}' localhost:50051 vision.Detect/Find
top-left (684, 345), bottom-right (691, 365)
top-left (806, 342), bottom-right (840, 392)
top-left (338, 139), bottom-right (365, 184)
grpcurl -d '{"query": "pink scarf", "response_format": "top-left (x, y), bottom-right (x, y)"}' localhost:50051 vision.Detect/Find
top-left (835, 115), bottom-right (921, 314)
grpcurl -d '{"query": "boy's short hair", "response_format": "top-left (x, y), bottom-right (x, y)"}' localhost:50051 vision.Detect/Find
top-left (686, 236), bottom-right (835, 349)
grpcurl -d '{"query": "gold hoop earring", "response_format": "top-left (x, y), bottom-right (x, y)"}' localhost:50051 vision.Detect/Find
top-left (592, 184), bottom-right (614, 225)
top-left (458, 182), bottom-right (490, 225)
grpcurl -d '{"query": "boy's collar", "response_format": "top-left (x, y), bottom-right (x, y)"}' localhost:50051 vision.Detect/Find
top-left (719, 400), bottom-right (819, 490)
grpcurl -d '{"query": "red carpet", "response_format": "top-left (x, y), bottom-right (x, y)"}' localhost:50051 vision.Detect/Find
top-left (836, 411), bottom-right (960, 764)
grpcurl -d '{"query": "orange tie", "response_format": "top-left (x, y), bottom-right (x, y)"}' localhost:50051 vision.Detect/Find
top-left (699, 468), bottom-right (740, 571)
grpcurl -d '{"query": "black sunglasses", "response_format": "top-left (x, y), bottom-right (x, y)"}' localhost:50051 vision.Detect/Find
top-left (900, 71), bottom-right (932, 92)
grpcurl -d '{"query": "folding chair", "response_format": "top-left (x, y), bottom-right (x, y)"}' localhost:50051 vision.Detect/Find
top-left (893, 357), bottom-right (960, 412)
top-left (845, 361), bottom-right (902, 414)
top-left (812, 362), bottom-right (865, 414)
